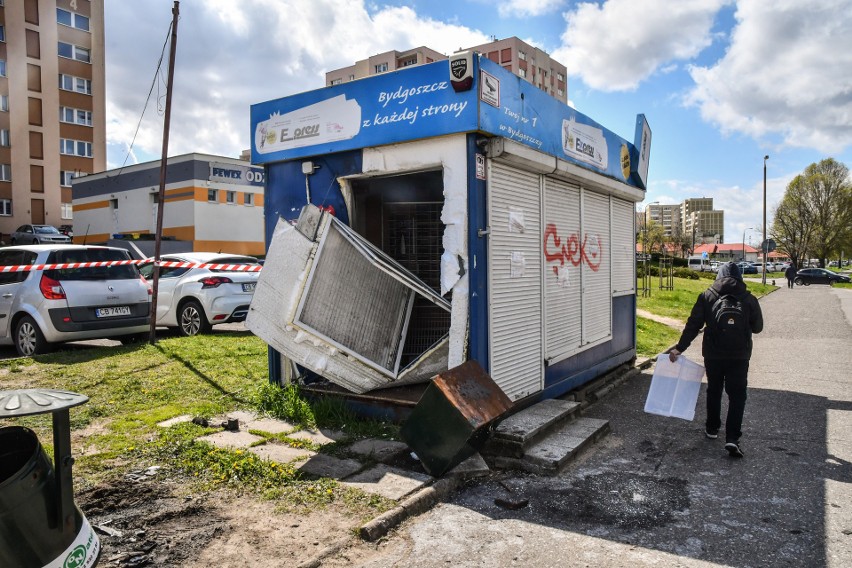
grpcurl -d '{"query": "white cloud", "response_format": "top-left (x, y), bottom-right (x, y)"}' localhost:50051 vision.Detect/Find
top-left (552, 0), bottom-right (728, 91)
top-left (104, 0), bottom-right (488, 167)
top-left (686, 0), bottom-right (852, 154)
top-left (498, 0), bottom-right (564, 18)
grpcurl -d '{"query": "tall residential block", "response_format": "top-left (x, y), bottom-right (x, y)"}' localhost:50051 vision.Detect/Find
top-left (0, 0), bottom-right (105, 237)
top-left (325, 37), bottom-right (568, 104)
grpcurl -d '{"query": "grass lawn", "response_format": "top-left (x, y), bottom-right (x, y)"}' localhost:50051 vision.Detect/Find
top-left (2, 332), bottom-right (395, 514)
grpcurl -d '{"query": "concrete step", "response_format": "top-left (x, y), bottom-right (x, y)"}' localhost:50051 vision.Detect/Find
top-left (484, 398), bottom-right (582, 458)
top-left (488, 417), bottom-right (610, 476)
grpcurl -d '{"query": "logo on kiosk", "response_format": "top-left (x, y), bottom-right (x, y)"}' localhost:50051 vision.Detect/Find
top-left (449, 51), bottom-right (473, 92)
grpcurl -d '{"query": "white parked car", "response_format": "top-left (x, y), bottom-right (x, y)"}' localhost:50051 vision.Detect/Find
top-left (138, 252), bottom-right (261, 336)
top-left (0, 245), bottom-right (152, 356)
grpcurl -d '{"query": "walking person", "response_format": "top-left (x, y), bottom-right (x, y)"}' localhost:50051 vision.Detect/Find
top-left (669, 262), bottom-right (763, 457)
top-left (785, 263), bottom-right (797, 288)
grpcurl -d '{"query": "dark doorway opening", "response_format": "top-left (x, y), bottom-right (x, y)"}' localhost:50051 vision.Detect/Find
top-left (350, 170), bottom-right (451, 367)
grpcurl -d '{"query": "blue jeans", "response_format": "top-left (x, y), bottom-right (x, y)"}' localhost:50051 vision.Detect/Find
top-left (704, 358), bottom-right (750, 443)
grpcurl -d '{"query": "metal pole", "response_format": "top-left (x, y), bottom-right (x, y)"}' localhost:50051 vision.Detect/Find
top-left (762, 155), bottom-right (769, 284)
top-left (149, 1), bottom-right (180, 344)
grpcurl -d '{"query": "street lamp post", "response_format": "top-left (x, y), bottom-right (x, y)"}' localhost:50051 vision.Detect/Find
top-left (742, 227), bottom-right (753, 262)
top-left (762, 155), bottom-right (769, 284)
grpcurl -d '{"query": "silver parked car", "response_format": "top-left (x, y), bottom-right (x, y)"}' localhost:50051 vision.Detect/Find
top-left (0, 245), bottom-right (152, 356)
top-left (10, 224), bottom-right (72, 245)
top-left (138, 252), bottom-right (260, 336)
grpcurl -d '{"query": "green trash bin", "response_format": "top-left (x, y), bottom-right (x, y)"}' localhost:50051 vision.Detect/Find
top-left (0, 390), bottom-right (100, 568)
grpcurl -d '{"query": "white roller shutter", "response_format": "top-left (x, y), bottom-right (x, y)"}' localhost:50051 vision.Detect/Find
top-left (582, 190), bottom-right (612, 344)
top-left (543, 178), bottom-right (582, 363)
top-left (487, 161), bottom-right (543, 401)
top-left (611, 197), bottom-right (636, 295)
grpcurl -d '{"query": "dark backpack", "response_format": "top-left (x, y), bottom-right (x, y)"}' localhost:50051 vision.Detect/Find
top-left (709, 291), bottom-right (749, 351)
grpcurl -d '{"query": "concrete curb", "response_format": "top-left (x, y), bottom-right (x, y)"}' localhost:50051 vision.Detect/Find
top-left (359, 476), bottom-right (460, 542)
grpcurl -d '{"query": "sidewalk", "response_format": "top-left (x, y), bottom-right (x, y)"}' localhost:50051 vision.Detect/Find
top-left (331, 284), bottom-right (852, 567)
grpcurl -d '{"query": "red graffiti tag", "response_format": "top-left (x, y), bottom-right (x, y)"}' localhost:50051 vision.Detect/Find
top-left (543, 223), bottom-right (603, 275)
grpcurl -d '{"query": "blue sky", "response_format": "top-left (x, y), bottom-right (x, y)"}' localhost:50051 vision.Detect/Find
top-left (104, 0), bottom-right (852, 245)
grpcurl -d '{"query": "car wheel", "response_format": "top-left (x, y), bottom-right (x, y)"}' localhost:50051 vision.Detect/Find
top-left (15, 316), bottom-right (49, 357)
top-left (32, 239), bottom-right (39, 244)
top-left (177, 300), bottom-right (210, 337)
top-left (794, 277), bottom-right (803, 286)
top-left (10, 238), bottom-right (16, 245)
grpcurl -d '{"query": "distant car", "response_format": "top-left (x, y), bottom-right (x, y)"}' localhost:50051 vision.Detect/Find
top-left (10, 225), bottom-right (72, 245)
top-left (794, 268), bottom-right (851, 286)
top-left (0, 245), bottom-right (152, 356)
top-left (737, 262), bottom-right (758, 275)
top-left (138, 252), bottom-right (261, 336)
top-left (58, 224), bottom-right (74, 238)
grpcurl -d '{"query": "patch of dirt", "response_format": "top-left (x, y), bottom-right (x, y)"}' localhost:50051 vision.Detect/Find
top-left (78, 477), bottom-right (365, 567)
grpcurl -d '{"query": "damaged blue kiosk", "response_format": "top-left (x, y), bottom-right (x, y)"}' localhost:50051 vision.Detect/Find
top-left (247, 51), bottom-right (651, 417)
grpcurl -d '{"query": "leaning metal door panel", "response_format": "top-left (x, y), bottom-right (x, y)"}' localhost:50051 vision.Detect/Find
top-left (487, 160), bottom-right (543, 401)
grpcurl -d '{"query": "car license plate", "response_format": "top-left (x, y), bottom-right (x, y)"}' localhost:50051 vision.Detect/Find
top-left (242, 283), bottom-right (256, 292)
top-left (96, 306), bottom-right (131, 318)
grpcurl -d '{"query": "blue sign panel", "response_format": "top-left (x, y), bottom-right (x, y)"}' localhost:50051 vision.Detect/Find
top-left (250, 55), bottom-right (649, 190)
top-left (251, 62), bottom-right (479, 164)
top-left (477, 58), bottom-right (638, 187)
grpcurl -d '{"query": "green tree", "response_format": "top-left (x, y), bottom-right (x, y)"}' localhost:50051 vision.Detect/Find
top-left (771, 158), bottom-right (852, 267)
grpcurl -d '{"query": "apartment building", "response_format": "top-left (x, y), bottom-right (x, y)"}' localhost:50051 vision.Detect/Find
top-left (464, 37), bottom-right (567, 104)
top-left (325, 46), bottom-right (446, 86)
top-left (642, 198), bottom-right (725, 244)
top-left (0, 0), bottom-right (105, 238)
top-left (325, 37), bottom-right (568, 104)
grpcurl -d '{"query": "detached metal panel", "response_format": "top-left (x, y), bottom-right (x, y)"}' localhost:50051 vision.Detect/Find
top-left (582, 190), bottom-right (612, 344)
top-left (611, 197), bottom-right (636, 295)
top-left (487, 161), bottom-right (543, 401)
top-left (543, 177), bottom-right (582, 364)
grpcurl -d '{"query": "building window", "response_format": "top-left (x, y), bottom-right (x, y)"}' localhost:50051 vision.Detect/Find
top-left (0, 60), bottom-right (6, 77)
top-left (557, 72), bottom-right (565, 81)
top-left (0, 130), bottom-right (9, 147)
top-left (374, 62), bottom-right (388, 74)
top-left (60, 106), bottom-right (93, 126)
top-left (58, 42), bottom-right (90, 63)
top-left (519, 68), bottom-right (526, 78)
top-left (0, 95), bottom-right (7, 112)
top-left (60, 170), bottom-right (78, 187)
top-left (557, 88), bottom-right (564, 97)
top-left (348, 74), bottom-right (355, 81)
top-left (59, 74), bottom-right (93, 95)
top-left (56, 8), bottom-right (90, 31)
top-left (0, 25), bottom-right (5, 43)
top-left (226, 190), bottom-right (236, 204)
top-left (0, 199), bottom-right (10, 216)
top-left (110, 198), bottom-right (118, 210)
top-left (0, 164), bottom-right (11, 182)
top-left (61, 203), bottom-right (73, 219)
top-left (244, 193), bottom-right (254, 206)
top-left (330, 78), bottom-right (341, 86)
top-left (518, 50), bottom-right (526, 61)
top-left (60, 138), bottom-right (92, 158)
top-left (208, 189), bottom-right (218, 202)
top-left (400, 57), bottom-right (417, 67)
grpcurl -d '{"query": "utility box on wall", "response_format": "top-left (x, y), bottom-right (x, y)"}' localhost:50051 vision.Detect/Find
top-left (247, 54), bottom-right (650, 408)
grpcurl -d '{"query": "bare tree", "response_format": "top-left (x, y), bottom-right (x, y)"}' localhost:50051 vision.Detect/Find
top-left (771, 158), bottom-right (852, 267)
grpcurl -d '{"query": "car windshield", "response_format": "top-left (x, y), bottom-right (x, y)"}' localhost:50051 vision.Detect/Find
top-left (44, 249), bottom-right (139, 280)
top-left (35, 226), bottom-right (61, 234)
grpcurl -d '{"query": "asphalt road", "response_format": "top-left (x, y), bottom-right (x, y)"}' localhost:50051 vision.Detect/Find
top-left (353, 284), bottom-right (852, 568)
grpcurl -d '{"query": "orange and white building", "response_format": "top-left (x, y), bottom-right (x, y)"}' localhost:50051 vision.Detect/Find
top-left (70, 153), bottom-right (264, 256)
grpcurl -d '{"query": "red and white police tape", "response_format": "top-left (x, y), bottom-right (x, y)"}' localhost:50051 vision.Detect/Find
top-left (0, 260), bottom-right (263, 273)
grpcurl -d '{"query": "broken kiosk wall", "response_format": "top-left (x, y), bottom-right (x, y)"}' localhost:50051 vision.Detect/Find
top-left (248, 54), bottom-right (648, 405)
